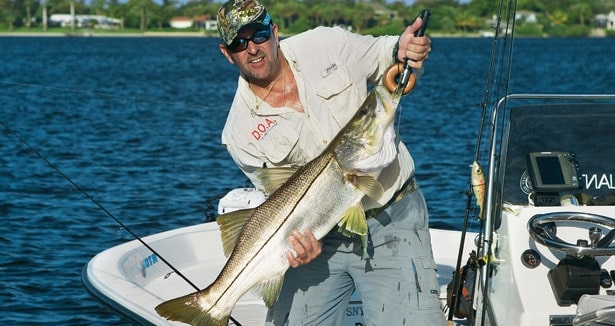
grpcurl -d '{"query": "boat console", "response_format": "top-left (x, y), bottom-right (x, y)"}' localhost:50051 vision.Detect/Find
top-left (475, 97), bottom-right (615, 326)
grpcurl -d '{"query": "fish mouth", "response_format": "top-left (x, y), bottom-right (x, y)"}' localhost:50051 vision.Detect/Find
top-left (374, 85), bottom-right (401, 123)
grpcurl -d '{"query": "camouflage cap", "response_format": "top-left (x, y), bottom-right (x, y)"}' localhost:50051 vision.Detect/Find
top-left (217, 0), bottom-right (272, 46)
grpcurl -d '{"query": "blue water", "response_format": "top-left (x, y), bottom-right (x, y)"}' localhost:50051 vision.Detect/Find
top-left (1, 36), bottom-right (613, 324)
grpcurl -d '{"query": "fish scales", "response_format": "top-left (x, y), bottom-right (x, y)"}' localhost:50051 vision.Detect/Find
top-left (212, 152), bottom-right (359, 311)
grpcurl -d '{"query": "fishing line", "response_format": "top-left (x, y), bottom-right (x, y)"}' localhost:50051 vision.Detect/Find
top-left (0, 80), bottom-right (228, 112)
top-left (476, 2), bottom-right (518, 325)
top-left (0, 118), bottom-right (202, 290)
top-left (0, 117), bottom-right (244, 326)
top-left (447, 0), bottom-right (518, 324)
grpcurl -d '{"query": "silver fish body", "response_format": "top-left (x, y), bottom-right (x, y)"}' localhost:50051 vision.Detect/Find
top-left (155, 85), bottom-right (402, 325)
top-left (471, 160), bottom-right (486, 219)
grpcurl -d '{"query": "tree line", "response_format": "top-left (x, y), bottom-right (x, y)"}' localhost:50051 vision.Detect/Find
top-left (2, 0), bottom-right (615, 37)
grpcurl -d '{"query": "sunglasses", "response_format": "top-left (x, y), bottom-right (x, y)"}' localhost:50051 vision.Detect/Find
top-left (227, 25), bottom-right (272, 53)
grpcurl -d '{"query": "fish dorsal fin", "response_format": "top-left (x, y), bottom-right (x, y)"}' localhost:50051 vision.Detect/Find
top-left (353, 175), bottom-right (384, 201)
top-left (253, 273), bottom-right (285, 308)
top-left (257, 167), bottom-right (298, 194)
top-left (216, 209), bottom-right (254, 257)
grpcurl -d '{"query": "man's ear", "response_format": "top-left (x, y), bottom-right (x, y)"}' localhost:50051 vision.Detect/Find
top-left (219, 44), bottom-right (235, 64)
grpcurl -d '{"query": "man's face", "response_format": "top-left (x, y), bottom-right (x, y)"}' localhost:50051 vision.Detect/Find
top-left (219, 24), bottom-right (280, 82)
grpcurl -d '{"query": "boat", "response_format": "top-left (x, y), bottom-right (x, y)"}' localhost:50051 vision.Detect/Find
top-left (81, 4), bottom-right (615, 326)
top-left (457, 93), bottom-right (615, 326)
top-left (82, 186), bottom-right (478, 325)
top-left (82, 93), bottom-right (615, 326)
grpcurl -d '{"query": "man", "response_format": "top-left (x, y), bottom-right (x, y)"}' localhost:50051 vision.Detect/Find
top-left (217, 0), bottom-right (444, 324)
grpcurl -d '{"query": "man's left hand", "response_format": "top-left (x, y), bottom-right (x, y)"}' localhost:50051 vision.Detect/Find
top-left (397, 17), bottom-right (432, 69)
top-left (287, 229), bottom-right (322, 268)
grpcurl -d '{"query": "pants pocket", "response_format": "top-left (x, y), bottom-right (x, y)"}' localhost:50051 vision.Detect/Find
top-left (411, 257), bottom-right (441, 311)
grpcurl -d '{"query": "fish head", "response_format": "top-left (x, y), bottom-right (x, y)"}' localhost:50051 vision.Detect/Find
top-left (334, 84), bottom-right (402, 172)
top-left (471, 161), bottom-right (485, 184)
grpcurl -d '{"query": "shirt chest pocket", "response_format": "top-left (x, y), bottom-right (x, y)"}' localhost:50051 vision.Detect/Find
top-left (314, 68), bottom-right (360, 129)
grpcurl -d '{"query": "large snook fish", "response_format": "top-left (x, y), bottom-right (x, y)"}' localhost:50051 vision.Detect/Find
top-left (155, 84), bottom-right (402, 326)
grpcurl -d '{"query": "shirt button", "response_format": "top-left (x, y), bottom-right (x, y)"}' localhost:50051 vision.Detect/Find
top-left (322, 140), bottom-right (328, 145)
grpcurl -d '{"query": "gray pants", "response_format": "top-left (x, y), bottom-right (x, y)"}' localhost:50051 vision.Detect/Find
top-left (265, 190), bottom-right (447, 326)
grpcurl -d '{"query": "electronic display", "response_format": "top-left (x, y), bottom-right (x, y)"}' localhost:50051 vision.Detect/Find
top-left (526, 152), bottom-right (579, 192)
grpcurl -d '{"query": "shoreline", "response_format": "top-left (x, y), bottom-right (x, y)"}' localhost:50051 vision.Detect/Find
top-left (0, 31), bottom-right (214, 37)
top-left (0, 30), bottom-right (610, 38)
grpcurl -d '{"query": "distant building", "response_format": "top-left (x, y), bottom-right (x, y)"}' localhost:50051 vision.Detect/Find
top-left (516, 11), bottom-right (537, 24)
top-left (170, 17), bottom-right (193, 29)
top-left (594, 11), bottom-right (615, 30)
top-left (371, 3), bottom-right (397, 21)
top-left (169, 16), bottom-right (217, 30)
top-left (49, 14), bottom-right (121, 29)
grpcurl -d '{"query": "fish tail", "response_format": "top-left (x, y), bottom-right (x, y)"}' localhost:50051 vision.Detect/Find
top-left (155, 290), bottom-right (229, 326)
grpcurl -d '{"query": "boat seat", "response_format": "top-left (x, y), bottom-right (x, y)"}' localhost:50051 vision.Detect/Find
top-left (573, 294), bottom-right (615, 325)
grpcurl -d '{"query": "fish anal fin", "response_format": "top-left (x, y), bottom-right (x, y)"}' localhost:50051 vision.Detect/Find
top-left (337, 204), bottom-right (368, 237)
top-left (155, 291), bottom-right (229, 326)
top-left (216, 209), bottom-right (254, 257)
top-left (254, 273), bottom-right (285, 308)
top-left (337, 205), bottom-right (370, 259)
top-left (257, 167), bottom-right (298, 194)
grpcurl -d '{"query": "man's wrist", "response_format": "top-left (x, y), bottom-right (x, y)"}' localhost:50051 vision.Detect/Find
top-left (392, 37), bottom-right (400, 63)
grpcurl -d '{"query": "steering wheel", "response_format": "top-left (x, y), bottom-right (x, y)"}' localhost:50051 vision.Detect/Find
top-left (527, 212), bottom-right (615, 256)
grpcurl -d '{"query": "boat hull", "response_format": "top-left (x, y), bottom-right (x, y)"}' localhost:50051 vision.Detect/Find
top-left (82, 222), bottom-right (476, 325)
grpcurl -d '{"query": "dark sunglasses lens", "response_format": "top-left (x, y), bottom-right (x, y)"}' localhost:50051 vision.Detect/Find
top-left (252, 29), bottom-right (271, 44)
top-left (228, 38), bottom-right (248, 52)
top-left (228, 27), bottom-right (271, 52)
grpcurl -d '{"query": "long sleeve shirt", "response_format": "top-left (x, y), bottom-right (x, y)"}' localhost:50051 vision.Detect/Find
top-left (221, 26), bottom-right (422, 209)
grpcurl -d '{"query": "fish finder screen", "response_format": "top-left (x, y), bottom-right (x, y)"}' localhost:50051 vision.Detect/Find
top-left (526, 151), bottom-right (579, 192)
top-left (534, 156), bottom-right (565, 185)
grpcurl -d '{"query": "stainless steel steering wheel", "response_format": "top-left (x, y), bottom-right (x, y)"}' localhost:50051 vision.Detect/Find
top-left (528, 212), bottom-right (615, 256)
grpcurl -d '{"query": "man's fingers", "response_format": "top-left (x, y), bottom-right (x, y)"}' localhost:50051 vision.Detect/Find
top-left (287, 229), bottom-right (322, 268)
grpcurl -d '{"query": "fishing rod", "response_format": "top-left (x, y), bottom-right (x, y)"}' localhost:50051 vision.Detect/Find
top-left (0, 118), bottom-right (244, 326)
top-left (447, 0), bottom-right (518, 324)
top-left (476, 1), bottom-right (519, 325)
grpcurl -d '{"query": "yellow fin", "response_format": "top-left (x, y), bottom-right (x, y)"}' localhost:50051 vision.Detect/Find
top-left (253, 274), bottom-right (285, 308)
top-left (337, 204), bottom-right (368, 237)
top-left (216, 209), bottom-right (253, 257)
top-left (353, 175), bottom-right (384, 201)
top-left (257, 167), bottom-right (298, 195)
top-left (337, 205), bottom-right (370, 259)
top-left (155, 291), bottom-right (228, 326)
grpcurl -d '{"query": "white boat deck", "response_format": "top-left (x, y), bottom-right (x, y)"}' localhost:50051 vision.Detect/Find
top-left (83, 222), bottom-right (476, 325)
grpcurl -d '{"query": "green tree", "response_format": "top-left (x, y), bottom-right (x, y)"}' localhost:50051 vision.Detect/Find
top-left (569, 1), bottom-right (593, 26)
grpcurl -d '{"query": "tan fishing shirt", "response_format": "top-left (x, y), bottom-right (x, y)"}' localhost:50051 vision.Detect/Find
top-left (221, 26), bottom-right (422, 209)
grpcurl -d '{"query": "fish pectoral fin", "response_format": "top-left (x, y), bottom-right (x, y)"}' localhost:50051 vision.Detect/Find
top-left (337, 204), bottom-right (368, 238)
top-left (353, 175), bottom-right (384, 201)
top-left (257, 166), bottom-right (298, 194)
top-left (216, 208), bottom-right (254, 257)
top-left (254, 274), bottom-right (285, 308)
